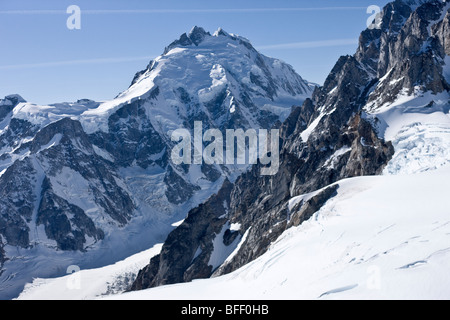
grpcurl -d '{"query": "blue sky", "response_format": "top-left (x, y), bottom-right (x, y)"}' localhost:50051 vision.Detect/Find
top-left (0, 0), bottom-right (391, 105)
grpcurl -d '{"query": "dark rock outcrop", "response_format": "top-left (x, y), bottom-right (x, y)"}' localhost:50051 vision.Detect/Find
top-left (0, 117), bottom-right (135, 255)
top-left (130, 179), bottom-right (233, 290)
top-left (37, 177), bottom-right (104, 251)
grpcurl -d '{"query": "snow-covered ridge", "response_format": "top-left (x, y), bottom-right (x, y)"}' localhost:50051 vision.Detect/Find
top-left (79, 27), bottom-right (315, 134)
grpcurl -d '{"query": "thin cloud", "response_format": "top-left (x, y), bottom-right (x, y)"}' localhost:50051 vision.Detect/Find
top-left (0, 56), bottom-right (155, 70)
top-left (256, 39), bottom-right (359, 50)
top-left (82, 7), bottom-right (367, 14)
top-left (0, 39), bottom-right (360, 70)
top-left (0, 10), bottom-right (65, 15)
top-left (0, 7), bottom-right (366, 15)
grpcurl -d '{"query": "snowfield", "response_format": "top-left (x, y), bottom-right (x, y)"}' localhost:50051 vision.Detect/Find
top-left (17, 244), bottom-right (162, 300)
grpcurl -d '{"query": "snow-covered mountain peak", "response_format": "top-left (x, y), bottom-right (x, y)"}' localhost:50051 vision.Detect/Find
top-left (80, 27), bottom-right (315, 134)
top-left (165, 26), bottom-right (251, 53)
top-left (0, 27), bottom-right (316, 299)
top-left (0, 94), bottom-right (26, 106)
top-left (187, 26), bottom-right (210, 45)
top-left (212, 27), bottom-right (228, 37)
top-left (164, 26), bottom-right (212, 53)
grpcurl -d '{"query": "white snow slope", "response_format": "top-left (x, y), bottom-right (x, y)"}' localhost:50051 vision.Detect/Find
top-left (17, 244), bottom-right (162, 300)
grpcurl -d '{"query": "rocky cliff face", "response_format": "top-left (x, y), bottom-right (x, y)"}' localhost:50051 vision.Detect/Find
top-left (0, 117), bottom-right (132, 254)
top-left (363, 0), bottom-right (450, 111)
top-left (131, 0), bottom-right (450, 291)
